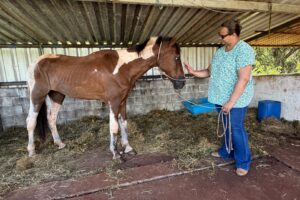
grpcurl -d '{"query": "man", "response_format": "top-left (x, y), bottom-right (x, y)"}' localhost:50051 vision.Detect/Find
top-left (184, 19), bottom-right (255, 176)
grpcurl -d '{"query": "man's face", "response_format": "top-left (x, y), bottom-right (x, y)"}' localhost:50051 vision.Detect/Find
top-left (218, 27), bottom-right (233, 44)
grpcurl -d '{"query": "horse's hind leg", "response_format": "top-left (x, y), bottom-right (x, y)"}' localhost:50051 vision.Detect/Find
top-left (27, 87), bottom-right (48, 156)
top-left (26, 98), bottom-right (39, 156)
top-left (47, 91), bottom-right (66, 149)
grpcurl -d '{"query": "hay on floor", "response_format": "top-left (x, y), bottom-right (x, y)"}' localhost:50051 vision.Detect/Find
top-left (0, 108), bottom-right (299, 196)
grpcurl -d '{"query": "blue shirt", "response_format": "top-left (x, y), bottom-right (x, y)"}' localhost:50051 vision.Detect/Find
top-left (208, 40), bottom-right (255, 108)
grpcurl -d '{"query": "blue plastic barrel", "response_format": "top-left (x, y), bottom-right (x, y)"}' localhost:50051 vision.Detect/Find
top-left (257, 100), bottom-right (281, 121)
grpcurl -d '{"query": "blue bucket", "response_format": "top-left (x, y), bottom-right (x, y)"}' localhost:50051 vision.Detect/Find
top-left (182, 97), bottom-right (216, 115)
top-left (257, 100), bottom-right (281, 121)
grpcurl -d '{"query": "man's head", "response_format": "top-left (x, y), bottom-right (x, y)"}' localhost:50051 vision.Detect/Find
top-left (218, 19), bottom-right (241, 43)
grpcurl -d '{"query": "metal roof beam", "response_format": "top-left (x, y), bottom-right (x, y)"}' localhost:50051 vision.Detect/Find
top-left (75, 0), bottom-right (300, 14)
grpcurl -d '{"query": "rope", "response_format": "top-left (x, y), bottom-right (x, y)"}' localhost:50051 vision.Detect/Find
top-left (217, 111), bottom-right (233, 154)
top-left (157, 41), bottom-right (162, 62)
top-left (158, 67), bottom-right (186, 81)
top-left (175, 91), bottom-right (233, 154)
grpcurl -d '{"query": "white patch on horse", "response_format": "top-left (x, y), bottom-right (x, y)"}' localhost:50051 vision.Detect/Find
top-left (113, 50), bottom-right (139, 74)
top-left (26, 100), bottom-right (38, 156)
top-left (93, 69), bottom-right (98, 73)
top-left (140, 36), bottom-right (157, 59)
top-left (113, 37), bottom-right (158, 75)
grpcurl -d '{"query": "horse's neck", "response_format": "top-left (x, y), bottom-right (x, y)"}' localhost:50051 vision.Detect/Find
top-left (114, 47), bottom-right (157, 82)
top-left (126, 56), bottom-right (157, 82)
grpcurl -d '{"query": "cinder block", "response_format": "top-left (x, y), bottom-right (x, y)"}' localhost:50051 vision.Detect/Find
top-left (20, 98), bottom-right (30, 112)
top-left (75, 109), bottom-right (92, 118)
top-left (130, 105), bottom-right (144, 114)
top-left (59, 110), bottom-right (76, 120)
top-left (12, 97), bottom-right (26, 106)
top-left (127, 97), bottom-right (134, 105)
top-left (1, 116), bottom-right (15, 128)
top-left (0, 88), bottom-right (18, 97)
top-left (13, 114), bottom-right (27, 126)
top-left (17, 88), bottom-right (29, 98)
top-left (134, 96), bottom-right (143, 104)
top-left (0, 106), bottom-right (23, 117)
top-left (2, 114), bottom-right (26, 128)
top-left (64, 97), bottom-right (76, 103)
top-left (88, 100), bottom-right (102, 107)
top-left (0, 97), bottom-right (13, 107)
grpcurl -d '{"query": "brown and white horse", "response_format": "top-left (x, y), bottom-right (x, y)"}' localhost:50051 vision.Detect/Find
top-left (26, 37), bottom-right (185, 160)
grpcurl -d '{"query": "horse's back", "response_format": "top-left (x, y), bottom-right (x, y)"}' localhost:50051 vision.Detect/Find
top-left (29, 51), bottom-right (121, 100)
top-left (34, 51), bottom-right (118, 72)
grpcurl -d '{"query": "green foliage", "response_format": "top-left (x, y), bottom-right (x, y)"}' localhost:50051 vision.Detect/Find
top-left (253, 47), bottom-right (300, 75)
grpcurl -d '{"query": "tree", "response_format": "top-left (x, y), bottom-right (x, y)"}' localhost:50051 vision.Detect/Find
top-left (253, 47), bottom-right (300, 75)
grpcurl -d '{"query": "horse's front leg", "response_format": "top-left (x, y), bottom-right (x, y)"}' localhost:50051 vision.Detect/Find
top-left (119, 102), bottom-right (136, 156)
top-left (109, 104), bottom-right (121, 160)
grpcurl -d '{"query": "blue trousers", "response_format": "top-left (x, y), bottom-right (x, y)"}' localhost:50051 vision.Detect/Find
top-left (216, 105), bottom-right (251, 170)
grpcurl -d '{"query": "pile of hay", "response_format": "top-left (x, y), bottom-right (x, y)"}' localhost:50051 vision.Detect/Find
top-left (0, 108), bottom-right (299, 197)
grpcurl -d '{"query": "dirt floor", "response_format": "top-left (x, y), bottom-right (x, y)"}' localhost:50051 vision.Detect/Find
top-left (4, 145), bottom-right (300, 200)
top-left (1, 108), bottom-right (300, 199)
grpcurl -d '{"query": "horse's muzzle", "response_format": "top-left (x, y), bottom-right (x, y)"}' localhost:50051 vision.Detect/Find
top-left (172, 76), bottom-right (185, 89)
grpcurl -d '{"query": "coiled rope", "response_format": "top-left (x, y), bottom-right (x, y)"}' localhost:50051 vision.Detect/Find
top-left (175, 91), bottom-right (233, 154)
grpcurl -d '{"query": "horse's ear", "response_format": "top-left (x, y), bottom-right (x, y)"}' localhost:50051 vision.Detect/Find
top-left (170, 37), bottom-right (177, 46)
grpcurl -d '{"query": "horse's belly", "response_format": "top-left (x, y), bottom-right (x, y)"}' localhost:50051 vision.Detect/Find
top-left (56, 84), bottom-right (106, 101)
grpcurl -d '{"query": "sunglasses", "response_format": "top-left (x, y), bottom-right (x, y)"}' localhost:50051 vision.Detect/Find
top-left (218, 33), bottom-right (230, 39)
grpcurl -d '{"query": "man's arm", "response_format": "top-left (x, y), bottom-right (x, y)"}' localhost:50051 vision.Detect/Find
top-left (222, 65), bottom-right (252, 113)
top-left (184, 63), bottom-right (211, 78)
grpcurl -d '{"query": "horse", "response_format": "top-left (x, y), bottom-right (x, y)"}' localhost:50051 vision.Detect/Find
top-left (26, 36), bottom-right (186, 160)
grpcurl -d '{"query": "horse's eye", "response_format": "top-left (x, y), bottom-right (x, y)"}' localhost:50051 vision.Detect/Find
top-left (175, 56), bottom-right (181, 62)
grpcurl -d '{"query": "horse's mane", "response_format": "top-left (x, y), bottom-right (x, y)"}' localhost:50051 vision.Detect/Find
top-left (133, 36), bottom-right (180, 55)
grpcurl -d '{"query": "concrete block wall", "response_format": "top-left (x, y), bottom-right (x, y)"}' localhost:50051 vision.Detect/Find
top-left (0, 86), bottom-right (29, 128)
top-left (1, 74), bottom-right (299, 130)
top-left (250, 75), bottom-right (300, 121)
top-left (126, 78), bottom-right (208, 114)
top-left (0, 78), bottom-right (209, 130)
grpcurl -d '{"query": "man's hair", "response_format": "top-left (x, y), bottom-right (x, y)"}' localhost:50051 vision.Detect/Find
top-left (221, 19), bottom-right (242, 36)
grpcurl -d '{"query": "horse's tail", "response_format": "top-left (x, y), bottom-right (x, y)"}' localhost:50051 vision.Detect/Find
top-left (37, 101), bottom-right (48, 142)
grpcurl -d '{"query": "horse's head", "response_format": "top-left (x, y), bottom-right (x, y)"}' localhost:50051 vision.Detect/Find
top-left (155, 37), bottom-right (186, 89)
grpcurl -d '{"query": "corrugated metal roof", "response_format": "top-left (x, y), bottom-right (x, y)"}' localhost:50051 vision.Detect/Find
top-left (0, 0), bottom-right (299, 47)
top-left (249, 18), bottom-right (300, 46)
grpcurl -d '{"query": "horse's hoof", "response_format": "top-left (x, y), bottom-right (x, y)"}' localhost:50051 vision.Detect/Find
top-left (121, 149), bottom-right (137, 161)
top-left (126, 149), bottom-right (137, 156)
top-left (113, 155), bottom-right (125, 163)
top-left (58, 142), bottom-right (66, 149)
top-left (28, 151), bottom-right (36, 157)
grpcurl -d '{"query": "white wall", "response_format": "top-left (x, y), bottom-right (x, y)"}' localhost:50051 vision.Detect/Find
top-left (251, 75), bottom-right (300, 121)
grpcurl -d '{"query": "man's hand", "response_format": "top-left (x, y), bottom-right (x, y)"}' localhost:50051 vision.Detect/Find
top-left (184, 63), bottom-right (211, 78)
top-left (222, 100), bottom-right (235, 113)
top-left (184, 62), bottom-right (195, 75)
